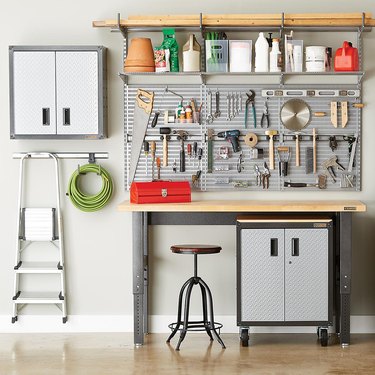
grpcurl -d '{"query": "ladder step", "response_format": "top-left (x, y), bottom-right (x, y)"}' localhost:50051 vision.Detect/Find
top-left (13, 291), bottom-right (65, 304)
top-left (14, 261), bottom-right (63, 273)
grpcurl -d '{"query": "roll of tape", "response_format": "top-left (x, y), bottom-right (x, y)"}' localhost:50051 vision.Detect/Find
top-left (244, 132), bottom-right (258, 148)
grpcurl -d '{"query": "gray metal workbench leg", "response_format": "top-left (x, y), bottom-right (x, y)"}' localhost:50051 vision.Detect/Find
top-left (339, 212), bottom-right (352, 347)
top-left (132, 212), bottom-right (148, 346)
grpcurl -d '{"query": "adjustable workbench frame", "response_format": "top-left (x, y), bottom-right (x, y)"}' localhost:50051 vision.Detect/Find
top-left (121, 200), bottom-right (366, 347)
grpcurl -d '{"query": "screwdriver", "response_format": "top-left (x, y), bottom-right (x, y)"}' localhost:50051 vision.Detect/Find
top-left (187, 143), bottom-right (192, 165)
top-left (143, 141), bottom-right (149, 176)
top-left (156, 157), bottom-right (161, 180)
top-left (197, 147), bottom-right (203, 167)
top-left (150, 141), bottom-right (156, 180)
top-left (193, 141), bottom-right (198, 167)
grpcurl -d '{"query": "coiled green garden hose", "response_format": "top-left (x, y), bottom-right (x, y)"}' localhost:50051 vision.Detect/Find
top-left (67, 164), bottom-right (113, 212)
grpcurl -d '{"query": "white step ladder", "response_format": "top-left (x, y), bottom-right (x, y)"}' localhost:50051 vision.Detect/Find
top-left (12, 152), bottom-right (67, 323)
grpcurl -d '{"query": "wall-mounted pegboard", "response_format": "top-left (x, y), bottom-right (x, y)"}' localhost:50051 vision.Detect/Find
top-left (124, 83), bottom-right (361, 192)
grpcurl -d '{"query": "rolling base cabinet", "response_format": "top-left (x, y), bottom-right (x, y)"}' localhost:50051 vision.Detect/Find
top-left (237, 215), bottom-right (334, 347)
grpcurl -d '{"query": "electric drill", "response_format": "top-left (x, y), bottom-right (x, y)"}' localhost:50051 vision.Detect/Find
top-left (217, 130), bottom-right (241, 153)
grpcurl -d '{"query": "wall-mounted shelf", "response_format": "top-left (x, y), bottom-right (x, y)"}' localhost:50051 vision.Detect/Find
top-left (93, 12), bottom-right (375, 30)
top-left (119, 71), bottom-right (364, 86)
top-left (94, 12), bottom-right (369, 192)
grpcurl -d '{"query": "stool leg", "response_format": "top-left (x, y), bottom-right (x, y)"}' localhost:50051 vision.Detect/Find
top-left (175, 280), bottom-right (195, 351)
top-left (198, 280), bottom-right (213, 341)
top-left (167, 277), bottom-right (194, 343)
top-left (199, 278), bottom-right (226, 349)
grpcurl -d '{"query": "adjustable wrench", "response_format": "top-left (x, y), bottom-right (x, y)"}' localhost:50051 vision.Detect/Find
top-left (214, 90), bottom-right (221, 118)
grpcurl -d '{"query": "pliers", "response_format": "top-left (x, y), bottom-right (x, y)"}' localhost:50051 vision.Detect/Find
top-left (254, 164), bottom-right (261, 186)
top-left (262, 162), bottom-right (271, 189)
top-left (245, 90), bottom-right (256, 128)
top-left (260, 98), bottom-right (270, 128)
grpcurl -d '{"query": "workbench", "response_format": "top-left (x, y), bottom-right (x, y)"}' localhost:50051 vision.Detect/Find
top-left (118, 200), bottom-right (366, 346)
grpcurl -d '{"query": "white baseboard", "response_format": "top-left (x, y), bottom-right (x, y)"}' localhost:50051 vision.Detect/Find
top-left (0, 315), bottom-right (133, 333)
top-left (1, 315), bottom-right (375, 334)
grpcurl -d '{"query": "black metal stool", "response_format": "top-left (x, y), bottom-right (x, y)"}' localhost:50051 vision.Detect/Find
top-left (166, 244), bottom-right (226, 350)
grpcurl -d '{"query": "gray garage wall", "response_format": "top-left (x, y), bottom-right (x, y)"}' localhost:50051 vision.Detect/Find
top-left (0, 0), bottom-right (374, 330)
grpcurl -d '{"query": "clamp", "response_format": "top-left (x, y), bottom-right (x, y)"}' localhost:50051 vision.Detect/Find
top-left (245, 90), bottom-right (256, 128)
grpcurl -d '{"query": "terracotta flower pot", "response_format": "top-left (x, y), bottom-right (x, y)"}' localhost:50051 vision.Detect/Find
top-left (124, 38), bottom-right (155, 72)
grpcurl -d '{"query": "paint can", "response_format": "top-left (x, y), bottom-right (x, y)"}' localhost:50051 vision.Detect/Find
top-left (305, 46), bottom-right (326, 72)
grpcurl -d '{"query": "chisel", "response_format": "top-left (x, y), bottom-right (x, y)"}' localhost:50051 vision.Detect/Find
top-left (143, 141), bottom-right (149, 176)
top-left (150, 141), bottom-right (156, 180)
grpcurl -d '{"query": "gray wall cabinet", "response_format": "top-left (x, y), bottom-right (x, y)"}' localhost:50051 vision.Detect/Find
top-left (9, 46), bottom-right (107, 139)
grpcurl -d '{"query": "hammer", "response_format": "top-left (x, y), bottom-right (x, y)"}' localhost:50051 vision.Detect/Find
top-left (173, 130), bottom-right (188, 172)
top-left (159, 127), bottom-right (171, 167)
top-left (265, 130), bottom-right (278, 170)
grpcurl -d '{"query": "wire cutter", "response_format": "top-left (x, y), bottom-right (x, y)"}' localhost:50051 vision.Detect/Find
top-left (245, 90), bottom-right (256, 128)
top-left (260, 98), bottom-right (270, 128)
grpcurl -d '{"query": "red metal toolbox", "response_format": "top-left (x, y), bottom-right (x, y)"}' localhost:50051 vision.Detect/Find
top-left (130, 181), bottom-right (191, 204)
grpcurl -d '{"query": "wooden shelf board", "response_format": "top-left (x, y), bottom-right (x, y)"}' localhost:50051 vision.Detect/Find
top-left (93, 12), bottom-right (375, 29)
top-left (118, 200), bottom-right (366, 213)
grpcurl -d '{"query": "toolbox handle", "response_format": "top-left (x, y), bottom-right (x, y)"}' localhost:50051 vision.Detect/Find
top-left (270, 238), bottom-right (278, 257)
top-left (291, 238), bottom-right (300, 256)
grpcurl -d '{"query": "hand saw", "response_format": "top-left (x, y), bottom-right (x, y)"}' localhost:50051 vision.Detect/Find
top-left (128, 89), bottom-right (154, 184)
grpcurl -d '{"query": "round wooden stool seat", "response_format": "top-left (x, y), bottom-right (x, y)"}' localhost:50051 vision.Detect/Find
top-left (171, 244), bottom-right (222, 255)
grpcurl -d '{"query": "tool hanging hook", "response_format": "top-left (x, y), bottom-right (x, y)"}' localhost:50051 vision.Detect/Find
top-left (165, 86), bottom-right (184, 102)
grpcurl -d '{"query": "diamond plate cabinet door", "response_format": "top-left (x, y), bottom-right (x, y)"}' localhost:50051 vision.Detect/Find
top-left (284, 228), bottom-right (329, 322)
top-left (240, 229), bottom-right (285, 322)
top-left (9, 46), bottom-right (107, 139)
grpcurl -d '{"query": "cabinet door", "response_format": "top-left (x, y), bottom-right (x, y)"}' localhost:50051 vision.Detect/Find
top-left (285, 228), bottom-right (329, 321)
top-left (55, 51), bottom-right (98, 135)
top-left (12, 51), bottom-right (56, 135)
top-left (240, 229), bottom-right (284, 321)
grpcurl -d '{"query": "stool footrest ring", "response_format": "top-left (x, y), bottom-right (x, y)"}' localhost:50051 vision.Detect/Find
top-left (168, 321), bottom-right (223, 333)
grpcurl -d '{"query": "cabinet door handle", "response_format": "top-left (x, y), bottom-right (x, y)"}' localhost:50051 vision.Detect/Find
top-left (291, 238), bottom-right (299, 256)
top-left (270, 238), bottom-right (278, 257)
top-left (42, 108), bottom-right (50, 126)
top-left (63, 108), bottom-right (71, 126)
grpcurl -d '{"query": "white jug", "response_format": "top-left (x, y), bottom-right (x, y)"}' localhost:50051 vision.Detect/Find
top-left (183, 34), bottom-right (201, 72)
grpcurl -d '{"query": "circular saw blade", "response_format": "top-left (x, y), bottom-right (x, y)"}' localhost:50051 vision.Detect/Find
top-left (280, 99), bottom-right (311, 131)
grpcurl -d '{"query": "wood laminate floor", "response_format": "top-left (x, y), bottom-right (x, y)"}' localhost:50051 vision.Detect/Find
top-left (1, 333), bottom-right (375, 375)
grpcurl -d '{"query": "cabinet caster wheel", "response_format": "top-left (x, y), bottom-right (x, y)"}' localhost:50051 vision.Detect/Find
top-left (240, 329), bottom-right (249, 347)
top-left (62, 317), bottom-right (67, 324)
top-left (317, 327), bottom-right (321, 338)
top-left (11, 316), bottom-right (18, 324)
top-left (320, 328), bottom-right (328, 347)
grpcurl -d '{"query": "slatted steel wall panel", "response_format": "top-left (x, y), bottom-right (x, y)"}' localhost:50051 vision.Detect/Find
top-left (124, 84), bottom-right (361, 192)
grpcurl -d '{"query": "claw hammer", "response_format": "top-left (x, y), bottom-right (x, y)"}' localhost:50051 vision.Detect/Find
top-left (174, 130), bottom-right (189, 172)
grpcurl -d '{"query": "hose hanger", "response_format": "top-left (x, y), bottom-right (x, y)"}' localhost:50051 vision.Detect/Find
top-left (67, 162), bottom-right (113, 212)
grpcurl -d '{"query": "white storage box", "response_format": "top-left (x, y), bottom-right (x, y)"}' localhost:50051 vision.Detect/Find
top-left (229, 40), bottom-right (252, 72)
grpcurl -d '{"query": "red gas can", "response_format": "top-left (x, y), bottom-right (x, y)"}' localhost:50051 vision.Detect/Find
top-left (334, 41), bottom-right (359, 71)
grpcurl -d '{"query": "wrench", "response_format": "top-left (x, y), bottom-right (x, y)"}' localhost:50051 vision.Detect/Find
top-left (230, 93), bottom-right (235, 120)
top-left (226, 93), bottom-right (231, 121)
top-left (236, 93), bottom-right (240, 115)
top-left (206, 90), bottom-right (214, 124)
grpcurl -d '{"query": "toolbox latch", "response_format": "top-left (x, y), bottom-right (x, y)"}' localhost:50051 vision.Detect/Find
top-left (161, 188), bottom-right (168, 198)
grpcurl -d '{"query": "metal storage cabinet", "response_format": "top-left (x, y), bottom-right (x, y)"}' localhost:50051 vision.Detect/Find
top-left (9, 46), bottom-right (107, 139)
top-left (237, 216), bottom-right (333, 346)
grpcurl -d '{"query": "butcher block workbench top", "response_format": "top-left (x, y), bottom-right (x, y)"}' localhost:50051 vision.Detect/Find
top-left (118, 200), bottom-right (366, 213)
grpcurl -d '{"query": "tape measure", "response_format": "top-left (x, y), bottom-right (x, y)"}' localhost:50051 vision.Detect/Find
top-left (244, 132), bottom-right (258, 148)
